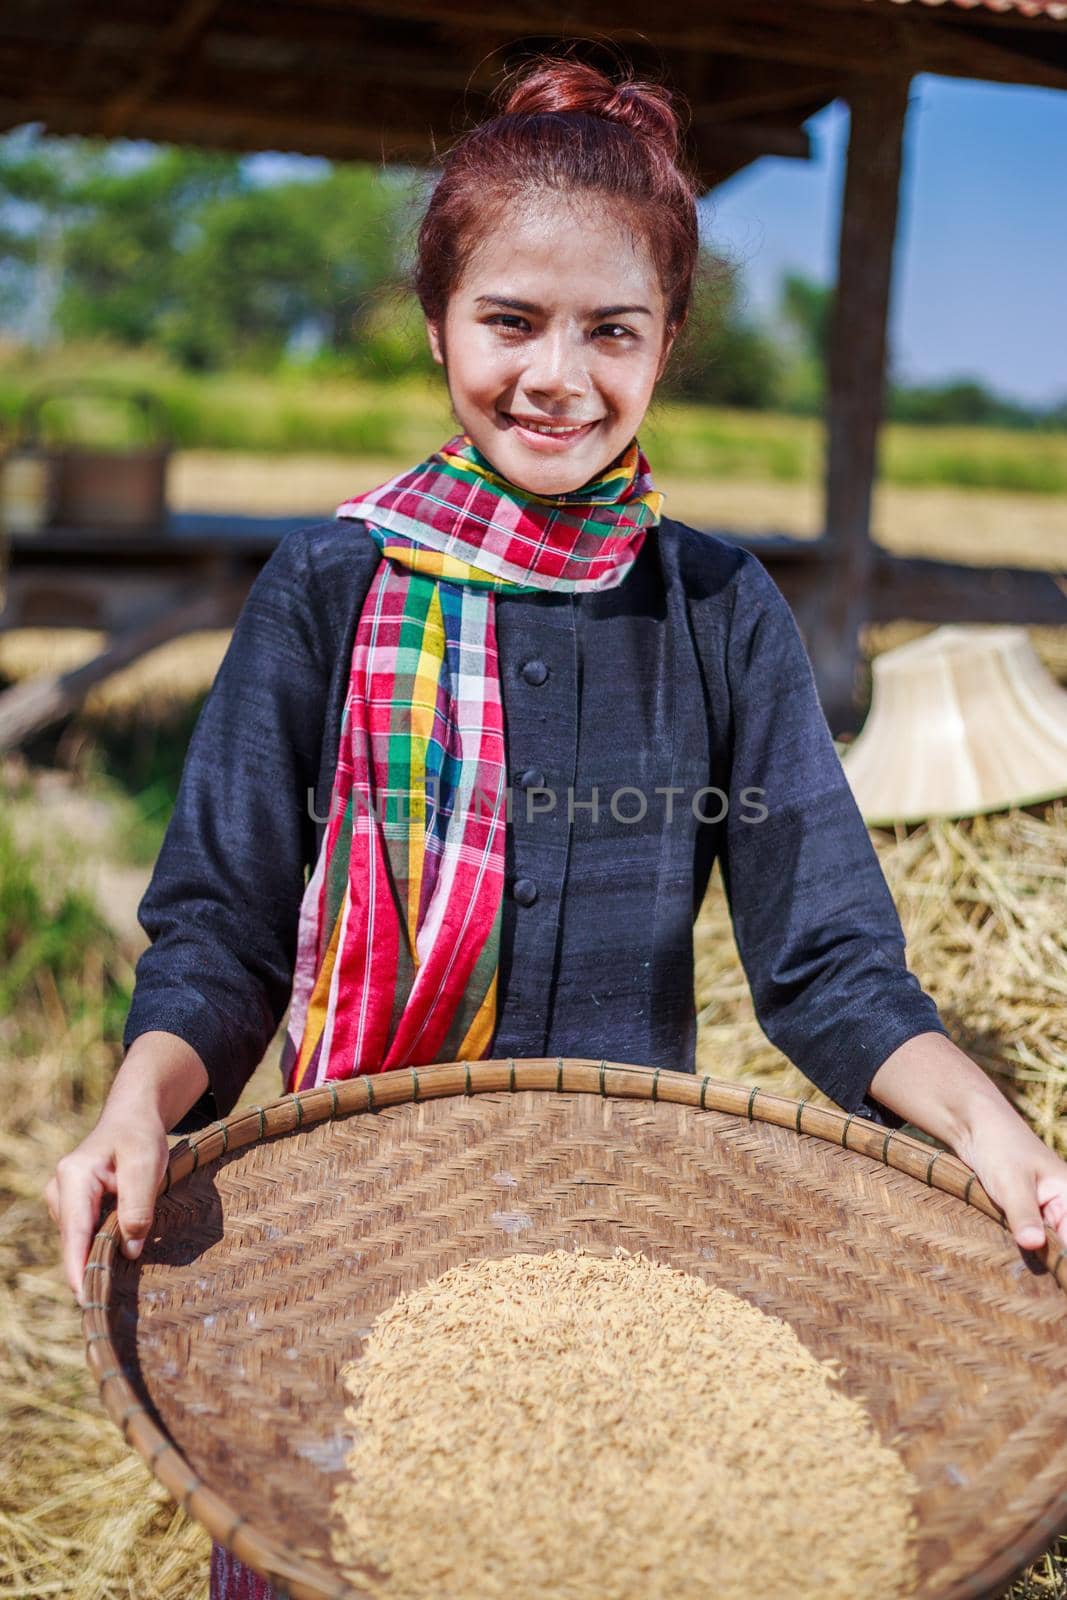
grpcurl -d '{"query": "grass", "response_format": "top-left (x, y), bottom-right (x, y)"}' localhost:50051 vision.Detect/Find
top-left (58, 699), bottom-right (209, 867)
top-left (0, 809), bottom-right (132, 1054)
top-left (2, 339), bottom-right (1066, 495)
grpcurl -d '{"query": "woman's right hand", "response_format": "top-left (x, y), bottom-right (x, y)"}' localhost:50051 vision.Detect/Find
top-left (43, 1031), bottom-right (209, 1307)
top-left (44, 1109), bottom-right (170, 1308)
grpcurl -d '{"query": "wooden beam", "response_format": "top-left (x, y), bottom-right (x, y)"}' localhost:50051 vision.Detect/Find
top-left (336, 0), bottom-right (1067, 89)
top-left (97, 0), bottom-right (223, 138)
top-left (816, 72), bottom-right (912, 734)
top-left (691, 81), bottom-right (842, 125)
top-left (3, 0), bottom-right (1064, 164)
top-left (3, 0), bottom-right (1066, 103)
top-left (0, 579), bottom-right (247, 753)
top-left (868, 555), bottom-right (1067, 626)
top-left (10, 85), bottom-right (814, 175)
top-left (692, 122), bottom-right (813, 163)
top-left (816, 0), bottom-right (1067, 34)
top-left (36, 0), bottom-right (1067, 93)
top-left (9, 88), bottom-right (477, 162)
top-left (0, 19), bottom-right (820, 148)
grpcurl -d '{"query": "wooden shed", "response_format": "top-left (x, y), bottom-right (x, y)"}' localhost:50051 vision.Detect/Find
top-left (1, 0), bottom-right (1065, 736)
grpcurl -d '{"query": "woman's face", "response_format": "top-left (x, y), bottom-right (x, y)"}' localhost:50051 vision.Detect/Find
top-left (426, 194), bottom-right (673, 496)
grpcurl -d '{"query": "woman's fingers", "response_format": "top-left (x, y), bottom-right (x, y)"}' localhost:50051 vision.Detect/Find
top-left (53, 1154), bottom-right (108, 1306)
top-left (114, 1136), bottom-right (168, 1259)
top-left (1035, 1174), bottom-right (1067, 1245)
top-left (990, 1166), bottom-right (1051, 1251)
top-left (958, 1111), bottom-right (1067, 1255)
top-left (47, 1121), bottom-right (169, 1308)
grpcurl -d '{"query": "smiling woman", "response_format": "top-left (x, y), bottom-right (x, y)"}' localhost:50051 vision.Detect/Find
top-left (426, 205), bottom-right (668, 494)
top-left (45, 49), bottom-right (1067, 1600)
top-left (414, 58), bottom-right (698, 495)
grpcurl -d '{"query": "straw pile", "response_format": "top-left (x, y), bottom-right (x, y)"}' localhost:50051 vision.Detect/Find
top-left (2, 624), bottom-right (1067, 1599)
top-left (695, 801), bottom-right (1067, 1159)
top-left (0, 897), bottom-right (208, 1599)
top-left (331, 1246), bottom-right (920, 1600)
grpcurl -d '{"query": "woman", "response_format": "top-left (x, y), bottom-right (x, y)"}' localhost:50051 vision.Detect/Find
top-left (46, 55), bottom-right (1067, 1600)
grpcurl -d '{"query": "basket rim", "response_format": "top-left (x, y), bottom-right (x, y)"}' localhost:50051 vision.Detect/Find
top-left (81, 1057), bottom-right (1067, 1600)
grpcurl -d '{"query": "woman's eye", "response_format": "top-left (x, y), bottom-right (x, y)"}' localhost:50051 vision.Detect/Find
top-left (488, 314), bottom-right (529, 332)
top-left (593, 323), bottom-right (635, 341)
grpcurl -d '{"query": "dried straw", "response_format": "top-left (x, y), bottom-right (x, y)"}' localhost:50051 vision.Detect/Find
top-left (331, 1246), bottom-right (920, 1600)
top-left (3, 681), bottom-right (1067, 1598)
top-left (695, 801), bottom-right (1067, 1160)
top-left (0, 993), bottom-right (212, 1600)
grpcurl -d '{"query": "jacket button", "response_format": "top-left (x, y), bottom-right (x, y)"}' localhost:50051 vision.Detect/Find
top-left (521, 659), bottom-right (549, 686)
top-left (512, 877), bottom-right (539, 906)
top-left (518, 767), bottom-right (545, 790)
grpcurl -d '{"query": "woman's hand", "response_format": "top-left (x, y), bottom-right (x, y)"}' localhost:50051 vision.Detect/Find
top-left (43, 1030), bottom-right (210, 1307)
top-left (43, 1109), bottom-right (170, 1308)
top-left (869, 1032), bottom-right (1067, 1253)
top-left (955, 1105), bottom-right (1067, 1254)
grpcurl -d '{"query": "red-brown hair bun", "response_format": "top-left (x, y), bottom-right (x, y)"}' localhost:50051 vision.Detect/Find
top-left (414, 55), bottom-right (699, 336)
top-left (501, 59), bottom-right (683, 164)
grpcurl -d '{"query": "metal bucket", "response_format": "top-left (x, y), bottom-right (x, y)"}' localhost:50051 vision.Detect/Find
top-left (51, 444), bottom-right (169, 529)
top-left (0, 383), bottom-right (172, 536)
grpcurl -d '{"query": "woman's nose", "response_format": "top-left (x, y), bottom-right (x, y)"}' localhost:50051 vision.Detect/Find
top-left (520, 333), bottom-right (589, 402)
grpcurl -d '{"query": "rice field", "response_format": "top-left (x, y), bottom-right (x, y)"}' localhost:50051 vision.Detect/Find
top-left (2, 340), bottom-right (1066, 495)
top-left (2, 464), bottom-right (1067, 1598)
top-left (163, 447), bottom-right (1067, 565)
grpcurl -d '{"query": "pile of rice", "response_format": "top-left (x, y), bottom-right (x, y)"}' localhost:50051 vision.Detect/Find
top-left (330, 1247), bottom-right (919, 1600)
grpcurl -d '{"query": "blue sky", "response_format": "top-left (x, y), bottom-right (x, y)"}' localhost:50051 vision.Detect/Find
top-left (703, 73), bottom-right (1067, 408)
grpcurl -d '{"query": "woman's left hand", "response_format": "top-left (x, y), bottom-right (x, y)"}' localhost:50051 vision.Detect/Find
top-left (955, 1106), bottom-right (1067, 1253)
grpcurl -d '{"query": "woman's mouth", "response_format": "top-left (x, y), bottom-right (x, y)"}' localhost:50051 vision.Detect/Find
top-left (502, 414), bottom-right (601, 451)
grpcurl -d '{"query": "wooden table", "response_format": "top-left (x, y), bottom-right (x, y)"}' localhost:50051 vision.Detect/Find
top-left (1, 515), bottom-right (1064, 748)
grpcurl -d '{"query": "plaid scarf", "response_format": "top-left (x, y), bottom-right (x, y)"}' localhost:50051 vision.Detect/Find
top-left (281, 433), bottom-right (662, 1092)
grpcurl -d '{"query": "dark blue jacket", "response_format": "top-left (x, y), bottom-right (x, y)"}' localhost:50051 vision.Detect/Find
top-left (123, 515), bottom-right (946, 1133)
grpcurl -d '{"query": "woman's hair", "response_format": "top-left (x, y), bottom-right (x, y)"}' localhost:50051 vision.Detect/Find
top-left (413, 57), bottom-right (700, 337)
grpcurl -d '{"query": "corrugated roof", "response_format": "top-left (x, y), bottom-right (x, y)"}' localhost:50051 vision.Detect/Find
top-left (870, 0), bottom-right (1067, 19)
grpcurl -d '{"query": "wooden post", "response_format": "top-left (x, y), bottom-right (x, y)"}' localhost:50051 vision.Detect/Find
top-left (816, 72), bottom-right (912, 737)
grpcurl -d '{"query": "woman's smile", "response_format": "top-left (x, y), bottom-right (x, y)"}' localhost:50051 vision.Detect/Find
top-left (500, 412), bottom-right (604, 454)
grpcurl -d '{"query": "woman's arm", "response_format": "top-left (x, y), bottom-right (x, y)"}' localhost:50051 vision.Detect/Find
top-left (122, 524), bottom-right (341, 1129)
top-left (715, 548), bottom-right (947, 1128)
top-left (714, 550), bottom-right (1067, 1251)
top-left (870, 1032), bottom-right (1067, 1251)
top-left (45, 519), bottom-right (353, 1301)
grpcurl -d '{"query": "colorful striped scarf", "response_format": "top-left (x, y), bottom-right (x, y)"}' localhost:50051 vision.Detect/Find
top-left (280, 433), bottom-right (662, 1094)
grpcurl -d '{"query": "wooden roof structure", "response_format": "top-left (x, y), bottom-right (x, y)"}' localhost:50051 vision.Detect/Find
top-left (2, 0), bottom-right (1066, 181)
top-left (1, 0), bottom-right (1065, 743)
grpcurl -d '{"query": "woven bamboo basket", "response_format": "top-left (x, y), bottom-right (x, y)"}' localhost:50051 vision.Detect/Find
top-left (82, 1059), bottom-right (1067, 1600)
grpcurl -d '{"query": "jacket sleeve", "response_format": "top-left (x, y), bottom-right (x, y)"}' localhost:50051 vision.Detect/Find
top-left (122, 527), bottom-right (335, 1132)
top-left (716, 548), bottom-right (948, 1128)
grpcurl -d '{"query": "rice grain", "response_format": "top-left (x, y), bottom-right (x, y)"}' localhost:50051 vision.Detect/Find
top-left (330, 1246), bottom-right (920, 1600)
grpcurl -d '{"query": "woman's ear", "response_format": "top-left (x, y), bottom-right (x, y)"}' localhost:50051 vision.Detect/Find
top-left (426, 318), bottom-right (445, 367)
top-left (656, 321), bottom-right (681, 383)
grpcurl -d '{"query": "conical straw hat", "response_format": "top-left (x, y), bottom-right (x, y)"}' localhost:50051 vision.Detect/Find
top-left (840, 624), bottom-right (1067, 825)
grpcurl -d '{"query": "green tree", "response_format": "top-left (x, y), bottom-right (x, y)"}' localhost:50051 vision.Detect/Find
top-left (0, 131), bottom-right (106, 346)
top-left (0, 130), bottom-right (419, 374)
top-left (886, 377), bottom-right (1036, 428)
top-left (663, 251), bottom-right (783, 409)
top-left (160, 165), bottom-right (419, 371)
top-left (780, 272), bottom-right (834, 365)
top-left (773, 272), bottom-right (834, 415)
top-left (57, 147), bottom-right (242, 348)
